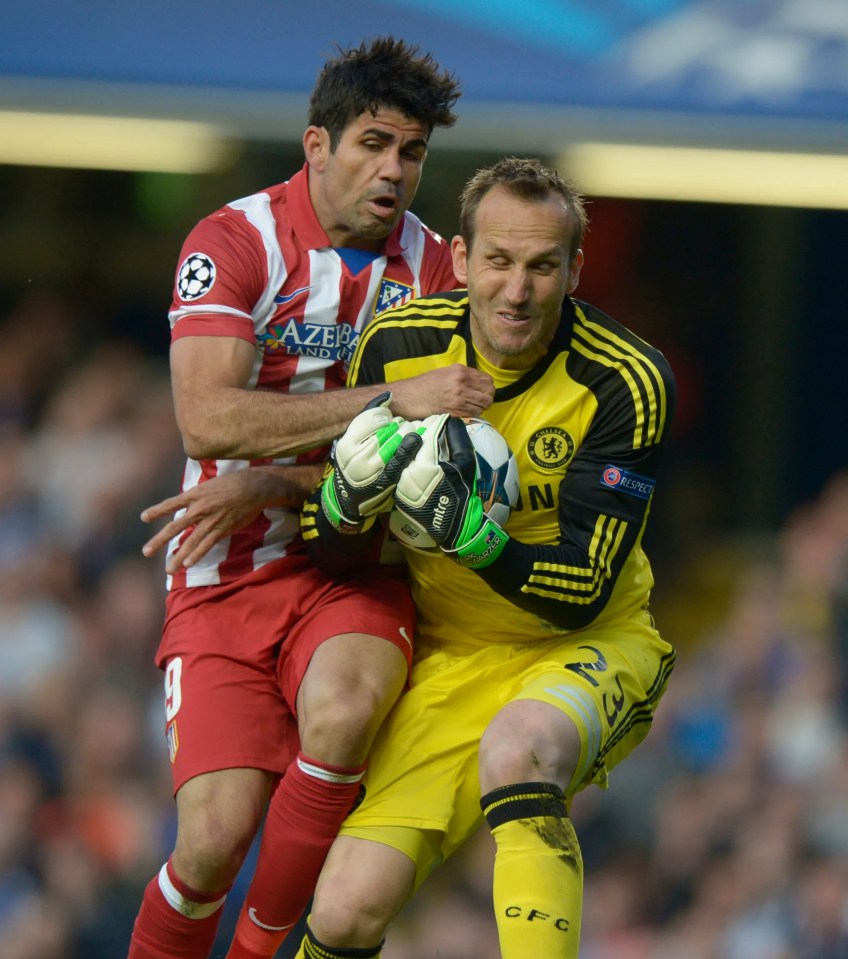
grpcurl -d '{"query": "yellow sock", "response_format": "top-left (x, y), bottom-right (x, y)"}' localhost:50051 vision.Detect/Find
top-left (482, 782), bottom-right (583, 959)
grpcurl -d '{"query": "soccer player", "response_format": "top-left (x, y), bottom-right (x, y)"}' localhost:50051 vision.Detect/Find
top-left (295, 156), bottom-right (678, 958)
top-left (127, 38), bottom-right (495, 959)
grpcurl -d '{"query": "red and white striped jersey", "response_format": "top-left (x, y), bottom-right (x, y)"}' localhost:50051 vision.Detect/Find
top-left (166, 164), bottom-right (457, 589)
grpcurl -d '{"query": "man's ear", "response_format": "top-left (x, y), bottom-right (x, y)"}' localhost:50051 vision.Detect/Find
top-left (303, 126), bottom-right (330, 172)
top-left (451, 235), bottom-right (468, 284)
top-left (567, 248), bottom-right (584, 294)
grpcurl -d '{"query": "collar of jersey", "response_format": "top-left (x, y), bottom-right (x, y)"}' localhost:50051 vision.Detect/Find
top-left (462, 297), bottom-right (576, 403)
top-left (288, 163), bottom-right (406, 257)
top-left (473, 346), bottom-right (525, 390)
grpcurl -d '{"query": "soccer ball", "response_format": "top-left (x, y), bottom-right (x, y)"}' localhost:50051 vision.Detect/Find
top-left (388, 418), bottom-right (519, 553)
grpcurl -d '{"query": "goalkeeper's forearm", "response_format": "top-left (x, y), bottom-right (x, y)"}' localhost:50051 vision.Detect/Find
top-left (470, 537), bottom-right (614, 632)
top-left (301, 484), bottom-right (381, 574)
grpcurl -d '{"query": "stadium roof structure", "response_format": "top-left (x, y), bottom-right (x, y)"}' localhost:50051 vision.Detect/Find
top-left (2, 0), bottom-right (847, 204)
top-left (3, 0), bottom-right (847, 148)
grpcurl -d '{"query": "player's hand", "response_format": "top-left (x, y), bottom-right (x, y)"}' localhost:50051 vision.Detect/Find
top-left (388, 364), bottom-right (495, 419)
top-left (141, 466), bottom-right (314, 574)
top-left (321, 392), bottom-right (425, 532)
top-left (393, 416), bottom-right (510, 568)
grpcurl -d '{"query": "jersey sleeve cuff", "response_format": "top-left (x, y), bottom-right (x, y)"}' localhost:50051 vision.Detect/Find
top-left (471, 536), bottom-right (534, 593)
top-left (170, 314), bottom-right (256, 342)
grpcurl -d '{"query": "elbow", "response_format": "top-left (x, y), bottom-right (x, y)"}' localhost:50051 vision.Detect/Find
top-left (519, 595), bottom-right (607, 632)
top-left (177, 411), bottom-right (216, 460)
top-left (546, 604), bottom-right (602, 632)
top-left (181, 435), bottom-right (245, 461)
top-left (178, 418), bottom-right (241, 461)
top-left (175, 396), bottom-right (244, 460)
top-left (181, 432), bottom-right (220, 461)
top-left (181, 438), bottom-right (205, 461)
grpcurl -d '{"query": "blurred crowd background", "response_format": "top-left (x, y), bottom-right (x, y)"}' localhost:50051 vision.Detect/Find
top-left (1, 252), bottom-right (848, 959)
top-left (2, 3), bottom-right (848, 952)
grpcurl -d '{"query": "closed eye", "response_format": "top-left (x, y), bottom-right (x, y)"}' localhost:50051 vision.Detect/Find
top-left (401, 147), bottom-right (426, 163)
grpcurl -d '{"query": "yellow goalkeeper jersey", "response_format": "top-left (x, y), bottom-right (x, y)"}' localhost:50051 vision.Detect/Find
top-left (343, 289), bottom-right (676, 647)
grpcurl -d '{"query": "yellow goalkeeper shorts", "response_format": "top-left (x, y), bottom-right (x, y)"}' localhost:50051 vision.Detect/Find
top-left (341, 607), bottom-right (674, 887)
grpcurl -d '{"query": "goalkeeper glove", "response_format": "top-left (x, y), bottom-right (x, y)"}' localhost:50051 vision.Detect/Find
top-left (321, 392), bottom-right (424, 533)
top-left (393, 416), bottom-right (510, 568)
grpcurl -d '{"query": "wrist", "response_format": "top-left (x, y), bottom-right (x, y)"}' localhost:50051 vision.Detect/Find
top-left (444, 518), bottom-right (510, 569)
top-left (256, 464), bottom-right (324, 507)
top-left (321, 478), bottom-right (373, 534)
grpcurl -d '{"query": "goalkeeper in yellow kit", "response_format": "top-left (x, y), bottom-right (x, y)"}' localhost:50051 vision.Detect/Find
top-left (296, 156), bottom-right (677, 959)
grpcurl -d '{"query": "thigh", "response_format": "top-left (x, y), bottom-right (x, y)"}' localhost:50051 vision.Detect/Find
top-left (158, 643), bottom-right (299, 793)
top-left (512, 609), bottom-right (676, 795)
top-left (156, 561), bottom-right (313, 792)
top-left (341, 643), bottom-right (508, 884)
top-left (277, 566), bottom-right (416, 712)
top-left (341, 615), bottom-right (674, 881)
top-left (296, 632), bottom-right (408, 763)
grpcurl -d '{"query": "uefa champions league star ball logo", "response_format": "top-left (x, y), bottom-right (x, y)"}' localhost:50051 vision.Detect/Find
top-left (177, 253), bottom-right (216, 301)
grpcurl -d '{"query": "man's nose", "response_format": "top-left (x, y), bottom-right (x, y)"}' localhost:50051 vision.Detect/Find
top-left (379, 149), bottom-right (403, 183)
top-left (504, 269), bottom-right (530, 303)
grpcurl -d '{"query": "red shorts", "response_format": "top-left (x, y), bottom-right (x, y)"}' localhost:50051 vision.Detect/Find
top-left (154, 554), bottom-right (414, 794)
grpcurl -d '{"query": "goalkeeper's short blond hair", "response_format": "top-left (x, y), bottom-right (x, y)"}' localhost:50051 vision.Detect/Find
top-left (459, 156), bottom-right (587, 259)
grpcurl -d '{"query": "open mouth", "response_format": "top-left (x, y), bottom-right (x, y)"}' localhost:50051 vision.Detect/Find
top-left (368, 195), bottom-right (398, 216)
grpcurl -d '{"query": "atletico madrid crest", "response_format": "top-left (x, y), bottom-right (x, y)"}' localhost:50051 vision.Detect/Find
top-left (167, 721), bottom-right (179, 763)
top-left (375, 278), bottom-right (414, 315)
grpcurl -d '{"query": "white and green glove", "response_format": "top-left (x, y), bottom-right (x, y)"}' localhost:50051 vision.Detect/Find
top-left (321, 392), bottom-right (424, 533)
top-left (394, 415), bottom-right (510, 568)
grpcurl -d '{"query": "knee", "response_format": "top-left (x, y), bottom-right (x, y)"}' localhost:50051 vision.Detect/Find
top-left (173, 803), bottom-right (260, 890)
top-left (309, 879), bottom-right (391, 947)
top-left (300, 681), bottom-right (400, 764)
top-left (479, 702), bottom-right (581, 794)
top-left (479, 728), bottom-right (541, 788)
top-left (298, 636), bottom-right (407, 765)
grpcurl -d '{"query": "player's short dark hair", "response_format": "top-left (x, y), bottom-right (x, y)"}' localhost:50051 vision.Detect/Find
top-left (459, 157), bottom-right (588, 258)
top-left (308, 37), bottom-right (460, 149)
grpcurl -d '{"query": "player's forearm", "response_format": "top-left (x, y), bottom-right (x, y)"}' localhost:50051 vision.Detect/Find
top-left (140, 462), bottom-right (325, 568)
top-left (300, 484), bottom-right (383, 574)
top-left (177, 384), bottom-right (391, 460)
top-left (252, 464), bottom-right (325, 505)
top-left (472, 538), bottom-right (615, 632)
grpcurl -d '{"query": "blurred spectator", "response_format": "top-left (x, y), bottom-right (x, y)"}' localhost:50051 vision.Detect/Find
top-left (3, 291), bottom-right (848, 958)
top-left (0, 292), bottom-right (77, 431)
top-left (0, 310), bottom-right (180, 957)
